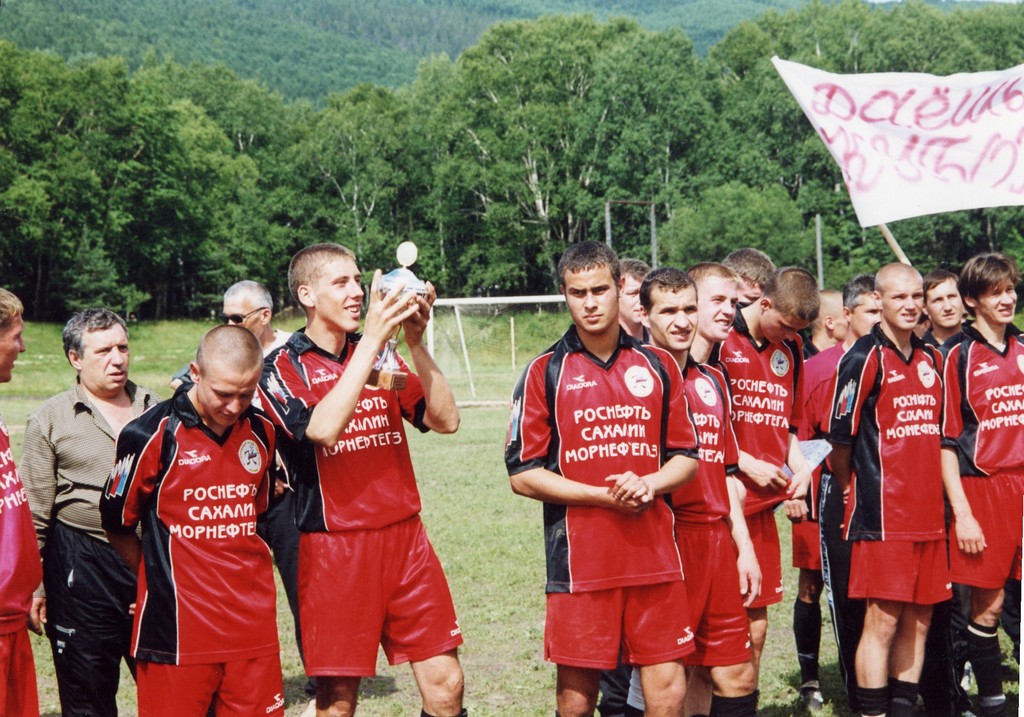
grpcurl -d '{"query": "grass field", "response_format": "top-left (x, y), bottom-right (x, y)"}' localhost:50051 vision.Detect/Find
top-left (2, 319), bottom-right (1019, 716)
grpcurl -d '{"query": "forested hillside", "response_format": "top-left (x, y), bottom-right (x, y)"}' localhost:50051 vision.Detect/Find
top-left (0, 0), bottom-right (809, 101)
top-left (2, 0), bottom-right (1024, 320)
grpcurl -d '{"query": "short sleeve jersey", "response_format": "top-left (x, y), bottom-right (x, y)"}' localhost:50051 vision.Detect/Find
top-left (719, 311), bottom-right (804, 515)
top-left (258, 330), bottom-right (428, 532)
top-left (505, 327), bottom-right (697, 594)
top-left (941, 323), bottom-right (1024, 476)
top-left (672, 361), bottom-right (739, 527)
top-left (828, 325), bottom-right (945, 542)
top-left (0, 415), bottom-right (42, 634)
top-left (99, 391), bottom-right (278, 665)
top-left (797, 342), bottom-right (846, 520)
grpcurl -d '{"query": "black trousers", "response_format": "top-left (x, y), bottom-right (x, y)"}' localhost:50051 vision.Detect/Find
top-left (256, 489), bottom-right (315, 696)
top-left (818, 472), bottom-right (865, 712)
top-left (43, 521), bottom-right (136, 717)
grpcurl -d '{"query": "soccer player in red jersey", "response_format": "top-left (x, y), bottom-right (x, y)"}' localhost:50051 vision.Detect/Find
top-left (258, 243), bottom-right (464, 717)
top-left (717, 267), bottom-right (818, 680)
top-left (630, 267), bottom-right (760, 717)
top-left (829, 263), bottom-right (949, 717)
top-left (801, 275), bottom-right (879, 712)
top-left (100, 326), bottom-right (283, 717)
top-left (721, 248), bottom-right (775, 306)
top-left (941, 253), bottom-right (1024, 717)
top-left (0, 288), bottom-right (42, 717)
top-left (505, 241), bottom-right (699, 717)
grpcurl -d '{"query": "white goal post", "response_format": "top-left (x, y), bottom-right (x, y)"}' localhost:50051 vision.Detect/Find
top-left (427, 295), bottom-right (566, 403)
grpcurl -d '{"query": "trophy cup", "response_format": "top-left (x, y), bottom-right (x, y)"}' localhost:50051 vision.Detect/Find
top-left (368, 241), bottom-right (427, 390)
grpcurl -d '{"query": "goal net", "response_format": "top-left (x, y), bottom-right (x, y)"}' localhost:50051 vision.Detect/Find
top-left (426, 296), bottom-right (568, 405)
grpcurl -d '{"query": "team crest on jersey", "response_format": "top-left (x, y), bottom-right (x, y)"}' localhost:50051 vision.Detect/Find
top-left (834, 379), bottom-right (857, 419)
top-left (1017, 355), bottom-right (1024, 376)
top-left (107, 453), bottom-right (135, 498)
top-left (239, 440), bottom-right (262, 474)
top-left (917, 361), bottom-right (936, 389)
top-left (769, 349), bottom-right (790, 377)
top-left (693, 377), bottom-right (718, 407)
top-left (624, 365), bottom-right (654, 398)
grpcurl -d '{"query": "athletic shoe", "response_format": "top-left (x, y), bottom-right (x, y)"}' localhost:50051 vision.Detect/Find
top-left (799, 681), bottom-right (824, 713)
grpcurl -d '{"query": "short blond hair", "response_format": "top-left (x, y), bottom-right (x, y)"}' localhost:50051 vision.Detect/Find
top-left (288, 243), bottom-right (357, 306)
top-left (0, 288), bottom-right (24, 330)
top-left (764, 267), bottom-right (820, 323)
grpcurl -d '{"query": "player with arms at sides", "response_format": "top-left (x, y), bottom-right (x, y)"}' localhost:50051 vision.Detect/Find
top-left (100, 326), bottom-right (283, 717)
top-left (505, 241), bottom-right (699, 717)
top-left (940, 253), bottom-right (1024, 717)
top-left (621, 267), bottom-right (760, 717)
top-left (798, 275), bottom-right (880, 713)
top-left (716, 267), bottom-right (818, 680)
top-left (258, 243), bottom-right (464, 717)
top-left (0, 288), bottom-right (43, 717)
top-left (828, 263), bottom-right (949, 717)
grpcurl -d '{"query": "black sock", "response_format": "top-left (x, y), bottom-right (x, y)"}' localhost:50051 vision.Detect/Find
top-left (793, 597), bottom-right (821, 684)
top-left (967, 620), bottom-right (1007, 716)
top-left (856, 685), bottom-right (888, 716)
top-left (710, 691), bottom-right (757, 717)
top-left (887, 678), bottom-right (916, 717)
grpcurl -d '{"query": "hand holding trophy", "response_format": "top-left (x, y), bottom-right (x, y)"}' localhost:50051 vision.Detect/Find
top-left (368, 241), bottom-right (427, 390)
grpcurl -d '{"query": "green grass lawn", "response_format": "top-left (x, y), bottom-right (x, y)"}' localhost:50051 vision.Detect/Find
top-left (3, 321), bottom-right (1019, 716)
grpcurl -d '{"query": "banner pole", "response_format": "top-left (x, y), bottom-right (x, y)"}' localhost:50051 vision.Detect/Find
top-left (877, 223), bottom-right (912, 265)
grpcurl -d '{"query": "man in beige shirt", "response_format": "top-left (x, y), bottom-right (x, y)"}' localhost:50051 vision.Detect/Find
top-left (21, 308), bottom-right (159, 717)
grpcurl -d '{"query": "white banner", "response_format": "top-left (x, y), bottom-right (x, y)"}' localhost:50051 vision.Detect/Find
top-left (772, 56), bottom-right (1024, 227)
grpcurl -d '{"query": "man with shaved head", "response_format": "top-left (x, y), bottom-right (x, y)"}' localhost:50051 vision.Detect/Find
top-left (101, 326), bottom-right (284, 717)
top-left (828, 264), bottom-right (949, 717)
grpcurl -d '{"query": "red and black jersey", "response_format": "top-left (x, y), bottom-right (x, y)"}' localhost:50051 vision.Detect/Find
top-left (258, 330), bottom-right (428, 532)
top-left (797, 342), bottom-right (846, 520)
top-left (99, 390), bottom-right (277, 665)
top-left (0, 415), bottom-right (42, 635)
top-left (718, 311), bottom-right (804, 515)
top-left (672, 361), bottom-right (738, 527)
top-left (828, 325), bottom-right (945, 542)
top-left (941, 323), bottom-right (1024, 476)
top-left (505, 326), bottom-right (697, 594)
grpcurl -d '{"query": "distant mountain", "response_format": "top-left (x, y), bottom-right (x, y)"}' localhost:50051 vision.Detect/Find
top-left (0, 0), bottom-right (1010, 102)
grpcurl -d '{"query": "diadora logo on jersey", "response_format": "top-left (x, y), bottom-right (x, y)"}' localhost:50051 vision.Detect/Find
top-left (916, 361), bottom-right (936, 389)
top-left (624, 365), bottom-right (654, 398)
top-left (107, 453), bottom-right (135, 497)
top-left (564, 373), bottom-right (598, 391)
top-left (693, 377), bottom-right (718, 407)
top-left (834, 379), bottom-right (857, 419)
top-left (676, 626), bottom-right (695, 645)
top-left (177, 449), bottom-right (212, 466)
top-left (265, 693), bottom-right (285, 714)
top-left (310, 367), bottom-right (340, 385)
top-left (972, 361), bottom-right (999, 377)
top-left (886, 369), bottom-right (905, 384)
top-left (238, 439), bottom-right (262, 474)
top-left (770, 349), bottom-right (790, 377)
top-left (723, 350), bottom-right (750, 364)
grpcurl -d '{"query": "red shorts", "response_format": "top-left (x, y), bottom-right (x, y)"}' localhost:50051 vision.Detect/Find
top-left (545, 580), bottom-right (694, 669)
top-left (951, 472), bottom-right (1024, 589)
top-left (746, 510), bottom-right (783, 608)
top-left (0, 627), bottom-right (38, 717)
top-left (791, 519), bottom-right (822, 571)
top-left (849, 539), bottom-right (952, 605)
top-left (299, 516), bottom-right (462, 676)
top-left (676, 522), bottom-right (752, 667)
top-left (137, 653), bottom-right (284, 717)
